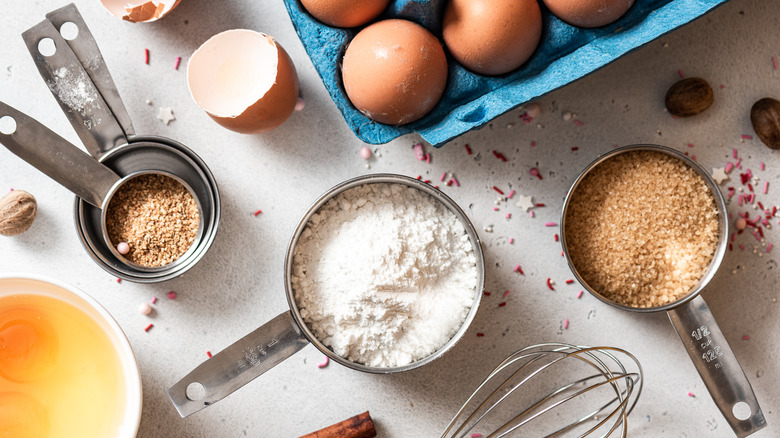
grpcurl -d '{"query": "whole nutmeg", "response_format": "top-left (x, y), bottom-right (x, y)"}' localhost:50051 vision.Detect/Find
top-left (750, 97), bottom-right (780, 150)
top-left (0, 190), bottom-right (38, 236)
top-left (665, 77), bottom-right (714, 117)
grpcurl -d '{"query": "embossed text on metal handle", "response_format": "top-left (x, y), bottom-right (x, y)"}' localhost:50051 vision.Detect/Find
top-left (668, 295), bottom-right (766, 437)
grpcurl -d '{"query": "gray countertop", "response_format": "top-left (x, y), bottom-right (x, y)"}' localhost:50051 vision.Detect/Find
top-left (0, 0), bottom-right (778, 436)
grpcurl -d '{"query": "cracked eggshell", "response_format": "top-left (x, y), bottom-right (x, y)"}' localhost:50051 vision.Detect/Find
top-left (100, 0), bottom-right (181, 22)
top-left (443, 0), bottom-right (542, 76)
top-left (341, 19), bottom-right (448, 126)
top-left (187, 29), bottom-right (300, 134)
top-left (542, 0), bottom-right (636, 28)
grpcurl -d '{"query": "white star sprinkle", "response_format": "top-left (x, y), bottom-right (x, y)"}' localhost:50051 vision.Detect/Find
top-left (516, 195), bottom-right (535, 211)
top-left (157, 107), bottom-right (175, 125)
top-left (711, 167), bottom-right (728, 185)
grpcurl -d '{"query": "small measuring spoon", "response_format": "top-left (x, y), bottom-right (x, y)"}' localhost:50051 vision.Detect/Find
top-left (0, 101), bottom-right (201, 272)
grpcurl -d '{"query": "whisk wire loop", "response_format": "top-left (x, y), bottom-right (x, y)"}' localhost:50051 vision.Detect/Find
top-left (442, 343), bottom-right (643, 438)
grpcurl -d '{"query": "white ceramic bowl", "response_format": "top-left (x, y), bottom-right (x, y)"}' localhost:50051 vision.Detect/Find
top-left (0, 274), bottom-right (142, 437)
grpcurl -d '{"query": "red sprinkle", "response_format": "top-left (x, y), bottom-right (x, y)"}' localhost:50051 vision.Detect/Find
top-left (144, 48), bottom-right (149, 64)
top-left (465, 144), bottom-right (472, 155)
top-left (492, 150), bottom-right (508, 162)
top-left (571, 147), bottom-right (579, 151)
top-left (167, 291), bottom-right (177, 300)
top-left (116, 278), bottom-right (122, 283)
top-left (254, 209), bottom-right (263, 216)
top-left (503, 290), bottom-right (510, 298)
top-left (498, 302), bottom-right (507, 307)
top-left (678, 69), bottom-right (685, 78)
top-left (207, 351), bottom-right (212, 358)
top-left (742, 335), bottom-right (750, 341)
top-left (546, 278), bottom-right (555, 291)
top-left (476, 333), bottom-right (485, 337)
top-left (573, 119), bottom-right (583, 127)
top-left (565, 279), bottom-right (574, 284)
top-left (514, 264), bottom-right (524, 275)
top-left (741, 134), bottom-right (753, 140)
top-left (748, 183), bottom-right (754, 192)
top-left (144, 323), bottom-right (153, 332)
top-left (535, 203), bottom-right (546, 207)
top-left (492, 186), bottom-right (505, 195)
top-left (483, 291), bottom-right (491, 296)
top-left (554, 233), bottom-right (559, 242)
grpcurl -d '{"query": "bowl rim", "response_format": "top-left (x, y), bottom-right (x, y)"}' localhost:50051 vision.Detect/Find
top-left (0, 272), bottom-right (143, 437)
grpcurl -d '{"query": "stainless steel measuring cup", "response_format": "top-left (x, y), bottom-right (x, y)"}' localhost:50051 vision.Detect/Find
top-left (0, 4), bottom-right (220, 282)
top-left (167, 173), bottom-right (485, 417)
top-left (0, 103), bottom-right (209, 276)
top-left (561, 144), bottom-right (766, 437)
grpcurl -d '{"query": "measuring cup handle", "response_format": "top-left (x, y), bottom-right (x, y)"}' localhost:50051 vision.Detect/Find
top-left (667, 295), bottom-right (766, 437)
top-left (0, 101), bottom-right (120, 208)
top-left (167, 311), bottom-right (310, 418)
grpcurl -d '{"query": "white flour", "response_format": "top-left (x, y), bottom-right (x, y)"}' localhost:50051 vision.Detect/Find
top-left (292, 183), bottom-right (478, 367)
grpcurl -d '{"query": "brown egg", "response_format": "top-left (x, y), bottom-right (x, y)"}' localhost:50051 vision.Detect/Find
top-left (187, 30), bottom-right (300, 134)
top-left (543, 0), bottom-right (635, 28)
top-left (301, 0), bottom-right (391, 28)
top-left (342, 19), bottom-right (448, 126)
top-left (443, 0), bottom-right (542, 76)
top-left (100, 0), bottom-right (181, 22)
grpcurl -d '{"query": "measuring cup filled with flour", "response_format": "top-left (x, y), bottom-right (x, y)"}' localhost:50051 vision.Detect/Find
top-left (561, 145), bottom-right (765, 437)
top-left (168, 174), bottom-right (484, 417)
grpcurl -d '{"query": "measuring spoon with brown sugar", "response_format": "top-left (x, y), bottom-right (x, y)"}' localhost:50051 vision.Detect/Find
top-left (0, 4), bottom-right (220, 282)
top-left (0, 101), bottom-right (202, 273)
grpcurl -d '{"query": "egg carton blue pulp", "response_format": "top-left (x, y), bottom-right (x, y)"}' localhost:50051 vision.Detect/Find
top-left (283, 0), bottom-right (730, 147)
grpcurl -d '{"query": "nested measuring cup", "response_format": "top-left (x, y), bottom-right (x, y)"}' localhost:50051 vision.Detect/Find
top-left (167, 174), bottom-right (485, 417)
top-left (0, 4), bottom-right (220, 282)
top-left (561, 144), bottom-right (765, 437)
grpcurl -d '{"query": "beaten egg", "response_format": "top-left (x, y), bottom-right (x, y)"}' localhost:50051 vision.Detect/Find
top-left (341, 19), bottom-right (448, 126)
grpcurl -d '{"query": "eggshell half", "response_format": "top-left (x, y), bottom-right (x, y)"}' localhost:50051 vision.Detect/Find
top-left (542, 0), bottom-right (636, 28)
top-left (341, 19), bottom-right (448, 126)
top-left (443, 0), bottom-right (542, 76)
top-left (187, 30), bottom-right (300, 134)
top-left (300, 0), bottom-right (391, 28)
top-left (100, 0), bottom-right (181, 22)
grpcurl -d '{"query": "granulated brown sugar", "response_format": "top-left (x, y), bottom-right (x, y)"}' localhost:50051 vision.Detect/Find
top-left (564, 151), bottom-right (719, 308)
top-left (106, 174), bottom-right (199, 267)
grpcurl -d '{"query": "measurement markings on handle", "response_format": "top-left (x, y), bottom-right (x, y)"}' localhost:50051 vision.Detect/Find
top-left (236, 338), bottom-right (280, 370)
top-left (692, 325), bottom-right (723, 369)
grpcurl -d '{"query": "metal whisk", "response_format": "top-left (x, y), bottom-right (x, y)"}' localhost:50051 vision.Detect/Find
top-left (442, 343), bottom-right (643, 438)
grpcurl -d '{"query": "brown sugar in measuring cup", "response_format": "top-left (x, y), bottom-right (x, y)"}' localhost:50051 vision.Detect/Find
top-left (0, 4), bottom-right (219, 282)
top-left (105, 173), bottom-right (200, 268)
top-left (561, 144), bottom-right (766, 438)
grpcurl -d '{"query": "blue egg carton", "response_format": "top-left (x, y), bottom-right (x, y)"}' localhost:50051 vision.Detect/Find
top-left (283, 0), bottom-right (730, 147)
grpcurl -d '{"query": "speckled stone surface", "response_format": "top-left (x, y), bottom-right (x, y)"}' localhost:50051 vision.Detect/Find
top-left (0, 0), bottom-right (778, 437)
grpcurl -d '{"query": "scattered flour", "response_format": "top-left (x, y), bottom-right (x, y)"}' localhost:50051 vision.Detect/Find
top-left (292, 183), bottom-right (478, 368)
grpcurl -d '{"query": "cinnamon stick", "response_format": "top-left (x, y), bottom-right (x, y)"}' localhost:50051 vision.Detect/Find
top-left (298, 411), bottom-right (376, 438)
